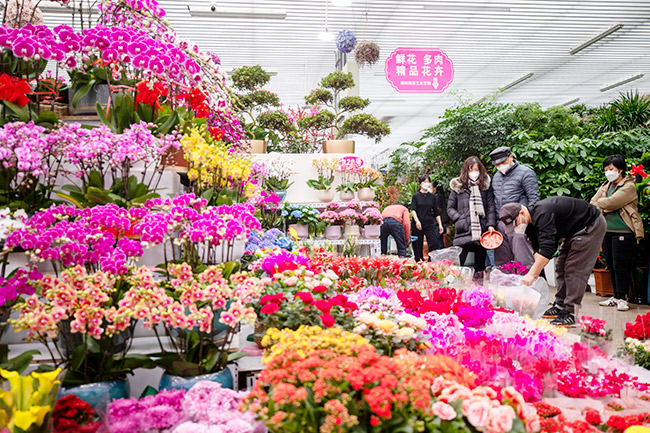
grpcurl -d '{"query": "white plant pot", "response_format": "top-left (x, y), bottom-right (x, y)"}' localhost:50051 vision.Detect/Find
top-left (325, 225), bottom-right (342, 240)
top-left (357, 187), bottom-right (375, 202)
top-left (289, 224), bottom-right (309, 239)
top-left (344, 224), bottom-right (360, 237)
top-left (317, 189), bottom-right (334, 203)
top-left (340, 191), bottom-right (355, 202)
top-left (363, 225), bottom-right (381, 239)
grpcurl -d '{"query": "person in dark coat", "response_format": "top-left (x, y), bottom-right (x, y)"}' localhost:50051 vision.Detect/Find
top-left (489, 146), bottom-right (540, 213)
top-left (410, 174), bottom-right (444, 261)
top-left (447, 156), bottom-right (496, 276)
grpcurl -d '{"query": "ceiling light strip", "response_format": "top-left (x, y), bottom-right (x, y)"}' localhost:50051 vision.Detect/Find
top-left (600, 73), bottom-right (644, 92)
top-left (569, 23), bottom-right (623, 54)
top-left (499, 72), bottom-right (534, 91)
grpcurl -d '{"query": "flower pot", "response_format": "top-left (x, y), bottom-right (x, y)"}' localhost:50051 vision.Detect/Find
top-left (159, 368), bottom-right (234, 391)
top-left (58, 378), bottom-right (129, 414)
top-left (363, 225), bottom-right (380, 239)
top-left (39, 102), bottom-right (69, 117)
top-left (249, 140), bottom-right (267, 154)
top-left (323, 139), bottom-right (355, 154)
top-left (357, 187), bottom-right (375, 202)
top-left (69, 84), bottom-right (110, 115)
top-left (340, 191), bottom-right (355, 202)
top-left (289, 224), bottom-right (309, 239)
top-left (593, 268), bottom-right (614, 297)
top-left (325, 225), bottom-right (342, 240)
top-left (317, 189), bottom-right (334, 203)
top-left (344, 224), bottom-right (360, 237)
top-left (276, 189), bottom-right (287, 202)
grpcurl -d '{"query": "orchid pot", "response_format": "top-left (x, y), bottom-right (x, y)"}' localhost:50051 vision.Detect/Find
top-left (276, 190), bottom-right (287, 202)
top-left (159, 368), bottom-right (234, 391)
top-left (340, 190), bottom-right (355, 202)
top-left (58, 377), bottom-right (129, 414)
top-left (325, 225), bottom-right (342, 240)
top-left (363, 225), bottom-right (380, 239)
top-left (69, 83), bottom-right (110, 115)
top-left (250, 139), bottom-right (267, 154)
top-left (357, 187), bottom-right (375, 201)
top-left (317, 189), bottom-right (334, 203)
top-left (289, 224), bottom-right (309, 239)
top-left (323, 139), bottom-right (355, 154)
top-left (344, 224), bottom-right (360, 237)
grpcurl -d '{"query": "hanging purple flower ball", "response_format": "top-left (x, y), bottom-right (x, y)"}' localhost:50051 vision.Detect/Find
top-left (336, 30), bottom-right (357, 54)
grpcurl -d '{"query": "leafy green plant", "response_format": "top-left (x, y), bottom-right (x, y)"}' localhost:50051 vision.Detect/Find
top-left (306, 175), bottom-right (334, 191)
top-left (58, 170), bottom-right (160, 208)
top-left (336, 182), bottom-right (358, 193)
top-left (298, 71), bottom-right (391, 143)
top-left (231, 65), bottom-right (281, 139)
top-left (257, 110), bottom-right (296, 141)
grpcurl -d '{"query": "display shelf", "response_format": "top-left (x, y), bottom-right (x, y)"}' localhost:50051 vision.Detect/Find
top-left (289, 201), bottom-right (377, 209)
top-left (303, 238), bottom-right (381, 257)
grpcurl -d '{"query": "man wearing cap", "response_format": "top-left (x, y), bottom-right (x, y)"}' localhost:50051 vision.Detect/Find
top-left (489, 146), bottom-right (540, 213)
top-left (499, 197), bottom-right (606, 327)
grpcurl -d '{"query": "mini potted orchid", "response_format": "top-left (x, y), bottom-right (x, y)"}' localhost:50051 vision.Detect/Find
top-left (307, 157), bottom-right (340, 202)
top-left (319, 210), bottom-right (343, 240)
top-left (362, 207), bottom-right (383, 239)
top-left (357, 167), bottom-right (383, 201)
top-left (298, 71), bottom-right (391, 153)
top-left (337, 157), bottom-right (363, 201)
top-left (263, 157), bottom-right (295, 199)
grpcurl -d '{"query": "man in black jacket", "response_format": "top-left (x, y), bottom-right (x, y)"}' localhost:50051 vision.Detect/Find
top-left (499, 197), bottom-right (606, 327)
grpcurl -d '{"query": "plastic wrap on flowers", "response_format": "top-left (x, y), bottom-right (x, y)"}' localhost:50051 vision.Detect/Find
top-left (489, 269), bottom-right (549, 319)
top-left (336, 29), bottom-right (357, 53)
top-left (428, 246), bottom-right (462, 265)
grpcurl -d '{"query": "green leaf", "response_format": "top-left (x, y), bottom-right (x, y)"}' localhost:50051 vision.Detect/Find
top-left (72, 80), bottom-right (96, 108)
top-left (35, 110), bottom-right (59, 126)
top-left (53, 191), bottom-right (83, 208)
top-left (227, 351), bottom-right (247, 362)
top-left (4, 101), bottom-right (30, 122)
top-left (71, 343), bottom-right (86, 371)
top-left (88, 170), bottom-right (104, 189)
top-left (0, 350), bottom-right (39, 374)
top-left (85, 187), bottom-right (112, 205)
top-left (220, 261), bottom-right (241, 279)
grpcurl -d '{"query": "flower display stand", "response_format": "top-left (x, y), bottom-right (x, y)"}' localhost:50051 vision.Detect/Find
top-left (593, 268), bottom-right (614, 296)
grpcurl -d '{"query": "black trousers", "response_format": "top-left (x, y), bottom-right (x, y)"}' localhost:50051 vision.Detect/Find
top-left (380, 218), bottom-right (408, 257)
top-left (412, 223), bottom-right (441, 262)
top-left (602, 231), bottom-right (636, 299)
top-left (459, 243), bottom-right (487, 272)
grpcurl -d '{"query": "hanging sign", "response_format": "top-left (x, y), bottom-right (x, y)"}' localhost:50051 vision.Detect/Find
top-left (385, 48), bottom-right (454, 93)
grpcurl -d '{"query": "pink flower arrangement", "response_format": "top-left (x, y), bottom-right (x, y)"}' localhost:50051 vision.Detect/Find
top-left (499, 261), bottom-right (529, 275)
top-left (362, 207), bottom-right (383, 225)
top-left (318, 210), bottom-right (341, 226)
top-left (338, 208), bottom-right (367, 226)
top-left (579, 315), bottom-right (612, 339)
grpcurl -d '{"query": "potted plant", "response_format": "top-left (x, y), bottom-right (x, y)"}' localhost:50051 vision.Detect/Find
top-left (362, 206), bottom-right (383, 239)
top-left (298, 71), bottom-right (391, 153)
top-left (307, 157), bottom-right (340, 202)
top-left (336, 156), bottom-right (363, 201)
top-left (231, 65), bottom-right (281, 153)
top-left (339, 201), bottom-right (367, 237)
top-left (152, 263), bottom-right (262, 391)
top-left (319, 210), bottom-right (343, 240)
top-left (593, 249), bottom-right (614, 297)
top-left (256, 110), bottom-right (296, 151)
top-left (281, 203), bottom-right (320, 239)
top-left (264, 157), bottom-right (295, 201)
top-left (357, 167), bottom-right (383, 201)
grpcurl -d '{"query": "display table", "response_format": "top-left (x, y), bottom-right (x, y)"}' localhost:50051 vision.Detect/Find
top-left (304, 238), bottom-right (381, 257)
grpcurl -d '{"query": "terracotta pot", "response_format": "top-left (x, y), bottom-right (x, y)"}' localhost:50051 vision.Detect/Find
top-left (363, 225), bottom-right (380, 239)
top-left (325, 225), bottom-right (342, 240)
top-left (289, 224), bottom-right (309, 239)
top-left (317, 189), bottom-right (334, 203)
top-left (357, 187), bottom-right (375, 202)
top-left (593, 268), bottom-right (614, 296)
top-left (250, 140), bottom-right (267, 154)
top-left (340, 191), bottom-right (354, 202)
top-left (323, 140), bottom-right (355, 154)
top-left (344, 224), bottom-right (360, 237)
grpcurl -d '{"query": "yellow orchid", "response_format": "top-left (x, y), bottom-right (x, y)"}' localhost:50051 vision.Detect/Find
top-left (13, 406), bottom-right (50, 431)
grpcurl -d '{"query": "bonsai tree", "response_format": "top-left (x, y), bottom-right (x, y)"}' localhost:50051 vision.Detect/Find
top-left (231, 65), bottom-right (281, 139)
top-left (298, 71), bottom-right (391, 143)
top-left (256, 110), bottom-right (296, 144)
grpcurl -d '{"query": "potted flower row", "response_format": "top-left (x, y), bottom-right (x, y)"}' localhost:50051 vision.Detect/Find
top-left (308, 157), bottom-right (383, 202)
top-left (319, 201), bottom-right (383, 239)
top-left (281, 203), bottom-right (321, 239)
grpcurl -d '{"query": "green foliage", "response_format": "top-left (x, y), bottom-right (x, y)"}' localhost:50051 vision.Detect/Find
top-left (341, 114), bottom-right (391, 143)
top-left (511, 103), bottom-right (581, 142)
top-left (231, 65), bottom-right (271, 92)
top-left (336, 182), bottom-right (358, 193)
top-left (257, 110), bottom-right (295, 136)
top-left (306, 175), bottom-right (334, 190)
top-left (238, 90), bottom-right (280, 111)
top-left (339, 96), bottom-right (370, 112)
top-left (319, 71), bottom-right (355, 92)
top-left (297, 111), bottom-right (335, 130)
top-left (585, 91), bottom-right (650, 137)
top-left (0, 168), bottom-right (59, 213)
top-left (305, 89), bottom-right (333, 105)
top-left (58, 170), bottom-right (160, 208)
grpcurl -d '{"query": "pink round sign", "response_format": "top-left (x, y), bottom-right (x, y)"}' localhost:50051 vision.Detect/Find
top-left (385, 48), bottom-right (454, 93)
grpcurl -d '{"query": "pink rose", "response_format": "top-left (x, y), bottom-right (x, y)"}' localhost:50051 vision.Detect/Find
top-left (431, 376), bottom-right (446, 395)
top-left (489, 405), bottom-right (516, 433)
top-left (524, 410), bottom-right (541, 433)
top-left (472, 386), bottom-right (498, 400)
top-left (439, 384), bottom-right (473, 403)
top-left (501, 387), bottom-right (525, 408)
top-left (284, 276), bottom-right (299, 286)
top-left (432, 401), bottom-right (457, 421)
top-left (463, 398), bottom-right (491, 429)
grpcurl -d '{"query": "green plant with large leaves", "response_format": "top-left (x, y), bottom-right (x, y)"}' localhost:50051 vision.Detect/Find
top-left (298, 71), bottom-right (391, 143)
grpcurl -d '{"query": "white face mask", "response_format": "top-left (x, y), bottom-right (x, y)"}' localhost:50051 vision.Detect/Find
top-left (514, 223), bottom-right (528, 234)
top-left (468, 171), bottom-right (480, 181)
top-left (605, 170), bottom-right (620, 183)
top-left (421, 182), bottom-right (432, 192)
top-left (497, 163), bottom-right (509, 175)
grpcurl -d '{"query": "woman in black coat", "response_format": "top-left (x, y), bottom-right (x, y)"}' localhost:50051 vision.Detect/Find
top-left (447, 156), bottom-right (496, 277)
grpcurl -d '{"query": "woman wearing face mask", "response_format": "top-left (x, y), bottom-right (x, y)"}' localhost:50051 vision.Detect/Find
top-left (410, 174), bottom-right (443, 261)
top-left (447, 157), bottom-right (496, 278)
top-left (590, 154), bottom-right (644, 311)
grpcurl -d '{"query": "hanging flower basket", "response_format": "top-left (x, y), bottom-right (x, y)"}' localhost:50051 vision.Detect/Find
top-left (355, 40), bottom-right (380, 67)
top-left (336, 30), bottom-right (357, 53)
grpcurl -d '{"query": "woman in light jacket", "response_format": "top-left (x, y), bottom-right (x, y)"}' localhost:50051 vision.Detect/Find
top-left (447, 156), bottom-right (496, 279)
top-left (591, 154), bottom-right (644, 311)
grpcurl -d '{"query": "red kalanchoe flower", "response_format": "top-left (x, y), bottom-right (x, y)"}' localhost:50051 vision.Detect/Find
top-left (260, 302), bottom-right (280, 315)
top-left (584, 409), bottom-right (602, 426)
top-left (631, 164), bottom-right (648, 178)
top-left (294, 291), bottom-right (314, 305)
top-left (135, 80), bottom-right (168, 109)
top-left (312, 285), bottom-right (328, 293)
top-left (320, 312), bottom-right (335, 328)
top-left (0, 73), bottom-right (31, 107)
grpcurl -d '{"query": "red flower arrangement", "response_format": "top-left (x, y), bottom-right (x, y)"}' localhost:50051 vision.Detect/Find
top-left (52, 394), bottom-right (102, 433)
top-left (624, 312), bottom-right (650, 340)
top-left (0, 73), bottom-right (31, 107)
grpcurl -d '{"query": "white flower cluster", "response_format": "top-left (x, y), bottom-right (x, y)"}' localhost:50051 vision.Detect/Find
top-left (265, 157), bottom-right (295, 181)
top-left (0, 208), bottom-right (27, 241)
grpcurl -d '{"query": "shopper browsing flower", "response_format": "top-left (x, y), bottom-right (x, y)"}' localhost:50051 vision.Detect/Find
top-left (447, 157), bottom-right (496, 278)
top-left (590, 155), bottom-right (644, 312)
top-left (381, 186), bottom-right (410, 258)
top-left (410, 174), bottom-right (443, 261)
